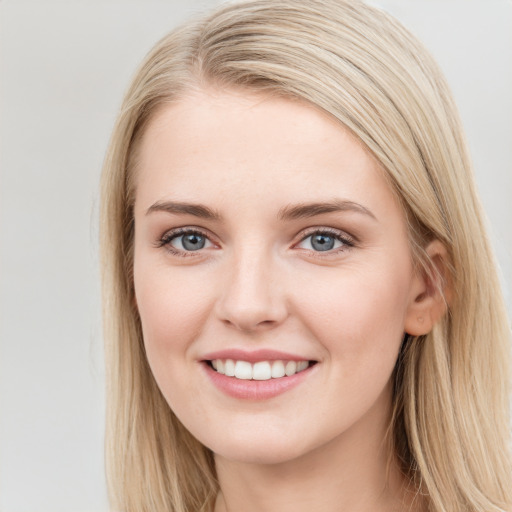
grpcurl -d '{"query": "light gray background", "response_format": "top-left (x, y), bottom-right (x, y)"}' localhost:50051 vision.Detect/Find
top-left (1, 1), bottom-right (510, 511)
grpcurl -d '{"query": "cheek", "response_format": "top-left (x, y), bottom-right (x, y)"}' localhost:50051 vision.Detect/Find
top-left (133, 258), bottom-right (214, 360)
top-left (294, 260), bottom-right (412, 365)
top-left (133, 260), bottom-right (217, 418)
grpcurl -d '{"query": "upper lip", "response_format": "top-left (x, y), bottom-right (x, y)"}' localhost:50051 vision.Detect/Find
top-left (201, 349), bottom-right (315, 363)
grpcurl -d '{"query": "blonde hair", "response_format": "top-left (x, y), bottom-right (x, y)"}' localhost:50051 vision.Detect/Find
top-left (100, 1), bottom-right (512, 511)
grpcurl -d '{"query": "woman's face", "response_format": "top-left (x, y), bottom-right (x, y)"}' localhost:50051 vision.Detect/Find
top-left (133, 88), bottom-right (425, 464)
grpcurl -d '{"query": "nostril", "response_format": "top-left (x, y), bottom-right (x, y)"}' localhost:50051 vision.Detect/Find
top-left (215, 273), bottom-right (289, 332)
top-left (221, 316), bottom-right (281, 333)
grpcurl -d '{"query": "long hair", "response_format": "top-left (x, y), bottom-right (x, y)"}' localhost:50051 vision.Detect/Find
top-left (100, 1), bottom-right (512, 510)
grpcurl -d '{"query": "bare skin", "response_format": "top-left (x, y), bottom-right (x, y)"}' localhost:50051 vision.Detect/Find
top-left (213, 381), bottom-right (420, 512)
top-left (133, 87), bottom-right (442, 512)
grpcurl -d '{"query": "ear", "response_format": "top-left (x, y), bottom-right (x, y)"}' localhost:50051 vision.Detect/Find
top-left (404, 240), bottom-right (452, 336)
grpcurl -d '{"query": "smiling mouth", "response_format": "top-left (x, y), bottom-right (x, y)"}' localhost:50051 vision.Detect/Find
top-left (206, 359), bottom-right (317, 381)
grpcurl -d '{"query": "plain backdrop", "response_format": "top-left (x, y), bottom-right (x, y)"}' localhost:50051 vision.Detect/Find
top-left (0, 1), bottom-right (510, 511)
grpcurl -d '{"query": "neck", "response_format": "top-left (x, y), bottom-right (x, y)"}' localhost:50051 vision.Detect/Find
top-left (213, 387), bottom-right (422, 512)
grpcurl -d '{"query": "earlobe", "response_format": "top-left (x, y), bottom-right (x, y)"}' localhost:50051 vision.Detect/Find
top-left (404, 240), bottom-right (451, 336)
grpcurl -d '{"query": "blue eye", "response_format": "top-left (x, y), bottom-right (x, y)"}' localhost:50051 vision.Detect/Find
top-left (159, 229), bottom-right (213, 255)
top-left (310, 233), bottom-right (336, 251)
top-left (176, 233), bottom-right (207, 251)
top-left (297, 230), bottom-right (353, 253)
top-left (158, 227), bottom-right (353, 258)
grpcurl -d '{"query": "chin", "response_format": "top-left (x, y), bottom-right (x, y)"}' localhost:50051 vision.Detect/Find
top-left (196, 424), bottom-right (323, 466)
top-left (213, 441), bottom-right (307, 466)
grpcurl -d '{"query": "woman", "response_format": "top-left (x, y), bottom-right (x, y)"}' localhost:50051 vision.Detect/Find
top-left (100, 1), bottom-right (512, 511)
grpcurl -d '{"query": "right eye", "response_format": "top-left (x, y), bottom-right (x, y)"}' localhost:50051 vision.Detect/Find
top-left (159, 228), bottom-right (214, 257)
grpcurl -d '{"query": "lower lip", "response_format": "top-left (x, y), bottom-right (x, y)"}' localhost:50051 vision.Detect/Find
top-left (202, 362), bottom-right (316, 400)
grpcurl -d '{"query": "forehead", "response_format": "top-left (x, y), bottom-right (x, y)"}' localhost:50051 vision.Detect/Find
top-left (134, 88), bottom-right (399, 221)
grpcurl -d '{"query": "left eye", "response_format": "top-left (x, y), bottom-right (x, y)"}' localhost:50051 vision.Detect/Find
top-left (297, 231), bottom-right (349, 252)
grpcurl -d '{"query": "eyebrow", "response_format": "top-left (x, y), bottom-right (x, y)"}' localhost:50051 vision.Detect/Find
top-left (146, 199), bottom-right (376, 222)
top-left (277, 199), bottom-right (376, 221)
top-left (146, 201), bottom-right (222, 220)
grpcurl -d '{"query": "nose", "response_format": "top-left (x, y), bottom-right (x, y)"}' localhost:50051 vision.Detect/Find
top-left (214, 246), bottom-right (288, 333)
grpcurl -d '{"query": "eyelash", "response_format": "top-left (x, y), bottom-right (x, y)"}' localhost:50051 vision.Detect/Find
top-left (296, 227), bottom-right (355, 257)
top-left (157, 227), bottom-right (355, 259)
top-left (157, 228), bottom-right (213, 258)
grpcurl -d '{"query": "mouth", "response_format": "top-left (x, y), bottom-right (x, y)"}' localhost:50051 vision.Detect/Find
top-left (200, 349), bottom-right (319, 399)
top-left (205, 359), bottom-right (318, 381)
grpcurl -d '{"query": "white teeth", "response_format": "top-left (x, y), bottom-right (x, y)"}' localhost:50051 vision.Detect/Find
top-left (271, 360), bottom-right (285, 378)
top-left (224, 359), bottom-right (235, 377)
top-left (253, 361), bottom-right (272, 380)
top-left (234, 361), bottom-right (252, 380)
top-left (297, 360), bottom-right (308, 372)
top-left (285, 361), bottom-right (297, 376)
top-left (211, 359), bottom-right (311, 380)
